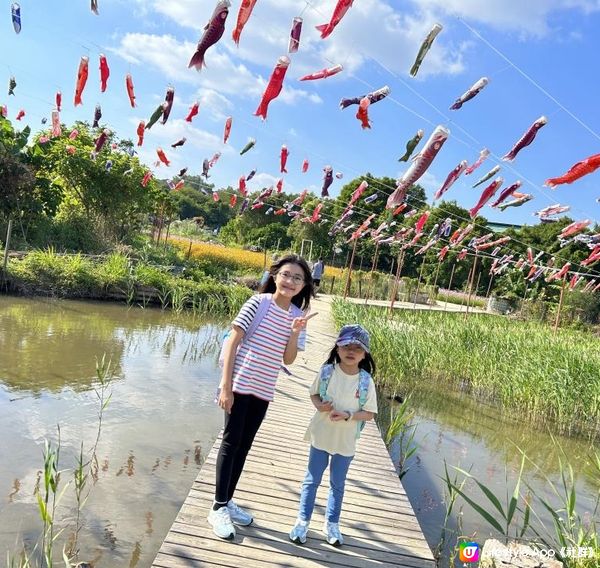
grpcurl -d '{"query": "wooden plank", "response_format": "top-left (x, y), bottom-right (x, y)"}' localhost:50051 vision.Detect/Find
top-left (184, 491), bottom-right (429, 542)
top-left (152, 297), bottom-right (434, 568)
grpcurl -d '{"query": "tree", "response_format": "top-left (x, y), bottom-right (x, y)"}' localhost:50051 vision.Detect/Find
top-left (33, 121), bottom-right (162, 245)
top-left (219, 190), bottom-right (296, 246)
top-left (0, 117), bottom-right (61, 243)
top-left (286, 196), bottom-right (337, 257)
top-left (168, 176), bottom-right (236, 228)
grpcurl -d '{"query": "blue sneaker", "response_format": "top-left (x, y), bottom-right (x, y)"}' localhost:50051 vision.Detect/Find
top-left (323, 521), bottom-right (343, 546)
top-left (289, 518), bottom-right (309, 545)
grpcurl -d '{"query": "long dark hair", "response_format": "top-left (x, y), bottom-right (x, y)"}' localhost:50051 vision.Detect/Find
top-left (324, 345), bottom-right (376, 375)
top-left (258, 254), bottom-right (314, 310)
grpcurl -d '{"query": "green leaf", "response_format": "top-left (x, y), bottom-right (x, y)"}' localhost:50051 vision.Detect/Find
top-left (519, 502), bottom-right (530, 538)
top-left (447, 481), bottom-right (505, 533)
top-left (507, 454), bottom-right (525, 526)
top-left (36, 491), bottom-right (48, 523)
top-left (453, 466), bottom-right (506, 521)
top-left (102, 392), bottom-right (113, 411)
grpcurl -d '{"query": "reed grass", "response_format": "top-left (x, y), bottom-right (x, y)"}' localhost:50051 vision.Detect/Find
top-left (444, 443), bottom-right (599, 567)
top-left (7, 248), bottom-right (251, 316)
top-left (385, 396), bottom-right (418, 479)
top-left (332, 300), bottom-right (600, 436)
top-left (6, 358), bottom-right (115, 567)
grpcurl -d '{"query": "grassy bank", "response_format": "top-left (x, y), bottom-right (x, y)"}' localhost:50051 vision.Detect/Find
top-left (332, 300), bottom-right (600, 437)
top-left (4, 248), bottom-right (251, 316)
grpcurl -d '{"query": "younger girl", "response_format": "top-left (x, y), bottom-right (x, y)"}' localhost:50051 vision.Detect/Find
top-left (289, 324), bottom-right (377, 547)
top-left (209, 254), bottom-right (315, 540)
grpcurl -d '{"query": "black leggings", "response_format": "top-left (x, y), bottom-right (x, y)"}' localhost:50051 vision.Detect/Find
top-left (214, 392), bottom-right (269, 504)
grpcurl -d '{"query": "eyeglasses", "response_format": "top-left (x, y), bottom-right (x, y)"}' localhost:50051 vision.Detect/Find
top-left (277, 271), bottom-right (305, 284)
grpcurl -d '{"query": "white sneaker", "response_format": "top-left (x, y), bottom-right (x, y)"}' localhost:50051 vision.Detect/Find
top-left (207, 506), bottom-right (236, 540)
top-left (323, 521), bottom-right (343, 547)
top-left (227, 499), bottom-right (253, 526)
top-left (289, 518), bottom-right (309, 545)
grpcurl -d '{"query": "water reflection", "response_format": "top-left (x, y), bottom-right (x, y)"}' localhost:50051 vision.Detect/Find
top-left (0, 296), bottom-right (226, 567)
top-left (378, 385), bottom-right (598, 554)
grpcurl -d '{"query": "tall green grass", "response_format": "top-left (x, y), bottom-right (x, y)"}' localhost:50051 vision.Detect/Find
top-left (332, 300), bottom-right (600, 436)
top-left (6, 248), bottom-right (251, 316)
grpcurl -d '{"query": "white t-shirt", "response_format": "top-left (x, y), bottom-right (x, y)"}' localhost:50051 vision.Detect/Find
top-left (304, 365), bottom-right (378, 457)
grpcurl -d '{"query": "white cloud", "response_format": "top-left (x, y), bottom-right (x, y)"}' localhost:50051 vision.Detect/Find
top-left (110, 32), bottom-right (321, 106)
top-left (127, 117), bottom-right (230, 173)
top-left (418, 170), bottom-right (445, 197)
top-left (132, 0), bottom-right (467, 81)
top-left (249, 172), bottom-right (278, 189)
top-left (194, 89), bottom-right (234, 121)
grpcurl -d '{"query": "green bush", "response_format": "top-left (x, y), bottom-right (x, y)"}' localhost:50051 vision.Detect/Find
top-left (8, 249), bottom-right (97, 295)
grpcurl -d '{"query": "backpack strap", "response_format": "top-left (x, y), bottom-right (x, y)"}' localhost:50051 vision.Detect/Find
top-left (290, 304), bottom-right (304, 318)
top-left (318, 364), bottom-right (335, 400)
top-left (243, 293), bottom-right (272, 342)
top-left (355, 370), bottom-right (372, 437)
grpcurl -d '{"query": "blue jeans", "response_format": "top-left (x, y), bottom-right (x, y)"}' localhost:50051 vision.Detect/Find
top-left (298, 446), bottom-right (353, 523)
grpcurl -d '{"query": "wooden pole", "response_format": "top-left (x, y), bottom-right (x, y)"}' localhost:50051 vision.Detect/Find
top-left (445, 262), bottom-right (456, 311)
top-left (343, 238), bottom-right (359, 299)
top-left (553, 278), bottom-right (567, 335)
top-left (485, 273), bottom-right (495, 299)
top-left (465, 253), bottom-right (479, 318)
top-left (412, 255), bottom-right (427, 309)
top-left (431, 257), bottom-right (443, 305)
top-left (365, 241), bottom-right (380, 305)
top-left (388, 250), bottom-right (405, 316)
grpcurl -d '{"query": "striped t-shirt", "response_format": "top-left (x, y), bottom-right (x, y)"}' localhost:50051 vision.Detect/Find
top-left (231, 296), bottom-right (306, 401)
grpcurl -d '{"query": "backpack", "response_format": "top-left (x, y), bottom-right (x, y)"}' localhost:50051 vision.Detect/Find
top-left (218, 293), bottom-right (303, 368)
top-left (318, 363), bottom-right (372, 439)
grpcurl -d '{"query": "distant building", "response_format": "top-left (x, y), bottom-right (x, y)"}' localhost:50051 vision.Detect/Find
top-left (487, 221), bottom-right (522, 233)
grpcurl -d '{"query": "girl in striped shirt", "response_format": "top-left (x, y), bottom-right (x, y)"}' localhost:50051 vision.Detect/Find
top-left (208, 254), bottom-right (315, 540)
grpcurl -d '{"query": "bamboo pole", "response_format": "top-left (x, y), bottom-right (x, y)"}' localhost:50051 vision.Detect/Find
top-left (553, 278), bottom-right (567, 335)
top-left (432, 258), bottom-right (442, 293)
top-left (388, 250), bottom-right (405, 316)
top-left (485, 273), bottom-right (495, 299)
top-left (474, 270), bottom-right (482, 296)
top-left (465, 253), bottom-right (479, 319)
top-left (412, 255), bottom-right (427, 309)
top-left (364, 240), bottom-right (380, 305)
top-left (343, 238), bottom-right (359, 299)
top-left (445, 262), bottom-right (456, 312)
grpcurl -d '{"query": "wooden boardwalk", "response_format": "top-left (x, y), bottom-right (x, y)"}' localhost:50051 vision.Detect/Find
top-left (152, 298), bottom-right (435, 568)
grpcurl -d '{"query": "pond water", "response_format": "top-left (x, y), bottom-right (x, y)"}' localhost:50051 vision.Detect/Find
top-left (0, 296), bottom-right (225, 567)
top-left (1, 296), bottom-right (597, 567)
top-left (380, 385), bottom-right (598, 559)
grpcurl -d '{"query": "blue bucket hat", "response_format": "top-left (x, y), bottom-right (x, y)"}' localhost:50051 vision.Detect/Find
top-left (336, 324), bottom-right (370, 353)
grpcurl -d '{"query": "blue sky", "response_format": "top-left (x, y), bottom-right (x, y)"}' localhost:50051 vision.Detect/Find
top-left (2, 0), bottom-right (600, 229)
